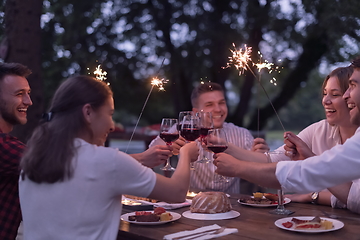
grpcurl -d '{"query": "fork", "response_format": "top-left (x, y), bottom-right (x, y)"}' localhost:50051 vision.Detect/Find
top-left (172, 227), bottom-right (226, 240)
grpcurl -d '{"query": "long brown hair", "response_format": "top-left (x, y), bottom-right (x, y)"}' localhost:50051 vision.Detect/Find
top-left (20, 75), bottom-right (113, 183)
top-left (321, 66), bottom-right (353, 94)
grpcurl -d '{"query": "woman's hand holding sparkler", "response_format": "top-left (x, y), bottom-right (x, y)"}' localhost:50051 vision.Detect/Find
top-left (131, 145), bottom-right (173, 168)
top-left (251, 138), bottom-right (270, 153)
top-left (283, 132), bottom-right (316, 160)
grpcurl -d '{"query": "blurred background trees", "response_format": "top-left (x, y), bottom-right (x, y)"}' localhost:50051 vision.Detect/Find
top-left (1, 0), bottom-right (360, 141)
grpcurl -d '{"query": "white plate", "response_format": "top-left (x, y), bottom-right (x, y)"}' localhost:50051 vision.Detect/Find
top-left (121, 211), bottom-right (181, 225)
top-left (182, 210), bottom-right (240, 220)
top-left (238, 197), bottom-right (291, 207)
top-left (275, 216), bottom-right (344, 233)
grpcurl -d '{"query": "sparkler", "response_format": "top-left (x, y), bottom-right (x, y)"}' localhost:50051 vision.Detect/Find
top-left (225, 44), bottom-right (286, 132)
top-left (94, 65), bottom-right (108, 82)
top-left (88, 64), bottom-right (110, 85)
top-left (224, 43), bottom-right (253, 75)
top-left (125, 59), bottom-right (168, 153)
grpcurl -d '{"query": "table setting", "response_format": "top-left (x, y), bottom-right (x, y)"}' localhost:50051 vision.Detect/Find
top-left (118, 192), bottom-right (360, 240)
top-left (122, 195), bottom-right (192, 211)
top-left (163, 224), bottom-right (238, 240)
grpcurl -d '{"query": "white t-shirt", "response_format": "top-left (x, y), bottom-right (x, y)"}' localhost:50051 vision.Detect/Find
top-left (270, 119), bottom-right (341, 162)
top-left (276, 127), bottom-right (360, 195)
top-left (19, 138), bottom-right (156, 240)
top-left (150, 122), bottom-right (253, 194)
top-left (270, 120), bottom-right (360, 213)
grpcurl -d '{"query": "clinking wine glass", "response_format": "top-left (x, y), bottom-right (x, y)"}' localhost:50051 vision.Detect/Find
top-left (180, 115), bottom-right (200, 170)
top-left (178, 111), bottom-right (194, 131)
top-left (269, 188), bottom-right (294, 215)
top-left (159, 118), bottom-right (179, 171)
top-left (206, 128), bottom-right (230, 183)
top-left (266, 150), bottom-right (294, 215)
top-left (197, 111), bottom-right (214, 163)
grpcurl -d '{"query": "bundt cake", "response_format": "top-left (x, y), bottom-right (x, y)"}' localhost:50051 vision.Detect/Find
top-left (190, 191), bottom-right (232, 214)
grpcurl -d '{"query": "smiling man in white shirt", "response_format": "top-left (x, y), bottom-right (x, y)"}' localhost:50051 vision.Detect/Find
top-left (213, 57), bottom-right (360, 196)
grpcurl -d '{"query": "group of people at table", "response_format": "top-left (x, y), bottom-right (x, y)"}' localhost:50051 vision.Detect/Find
top-left (0, 57), bottom-right (360, 240)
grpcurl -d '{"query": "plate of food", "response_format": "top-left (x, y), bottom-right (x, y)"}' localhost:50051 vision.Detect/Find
top-left (238, 192), bottom-right (291, 207)
top-left (275, 216), bottom-right (344, 233)
top-left (184, 191), bottom-right (239, 220)
top-left (182, 210), bottom-right (240, 220)
top-left (121, 207), bottom-right (181, 225)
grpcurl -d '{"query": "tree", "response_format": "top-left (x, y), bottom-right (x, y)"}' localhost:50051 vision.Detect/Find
top-left (7, 0), bottom-right (359, 134)
top-left (3, 0), bottom-right (43, 142)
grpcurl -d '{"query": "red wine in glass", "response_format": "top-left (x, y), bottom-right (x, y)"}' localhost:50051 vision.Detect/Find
top-left (206, 128), bottom-right (230, 183)
top-left (181, 115), bottom-right (200, 170)
top-left (200, 127), bottom-right (212, 138)
top-left (159, 118), bottom-right (179, 171)
top-left (207, 145), bottom-right (228, 153)
top-left (197, 111), bottom-right (214, 164)
top-left (160, 132), bottom-right (179, 144)
top-left (181, 128), bottom-right (200, 141)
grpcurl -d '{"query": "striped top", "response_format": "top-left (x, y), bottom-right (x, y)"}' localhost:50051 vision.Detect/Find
top-left (150, 122), bottom-right (254, 194)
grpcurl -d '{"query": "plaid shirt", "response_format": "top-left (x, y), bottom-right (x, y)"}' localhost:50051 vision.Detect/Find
top-left (0, 130), bottom-right (25, 240)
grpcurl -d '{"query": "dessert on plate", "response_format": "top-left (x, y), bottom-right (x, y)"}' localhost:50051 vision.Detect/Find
top-left (190, 191), bottom-right (232, 214)
top-left (128, 207), bottom-right (173, 222)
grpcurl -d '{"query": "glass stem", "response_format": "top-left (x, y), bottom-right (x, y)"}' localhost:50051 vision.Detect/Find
top-left (277, 189), bottom-right (285, 209)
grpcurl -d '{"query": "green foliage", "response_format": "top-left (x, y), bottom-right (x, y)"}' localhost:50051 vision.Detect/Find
top-left (14, 0), bottom-right (360, 129)
top-left (267, 69), bottom-right (325, 130)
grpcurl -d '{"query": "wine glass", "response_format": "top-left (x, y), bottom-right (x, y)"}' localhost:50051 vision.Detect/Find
top-left (197, 111), bottom-right (214, 163)
top-left (178, 111), bottom-right (193, 131)
top-left (206, 128), bottom-right (230, 183)
top-left (159, 118), bottom-right (179, 171)
top-left (266, 151), bottom-right (294, 215)
top-left (269, 188), bottom-right (294, 215)
top-left (180, 115), bottom-right (200, 170)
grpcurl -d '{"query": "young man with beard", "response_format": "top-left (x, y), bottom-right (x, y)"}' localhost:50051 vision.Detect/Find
top-left (150, 82), bottom-right (269, 194)
top-left (0, 63), bottom-right (32, 240)
top-left (213, 57), bottom-right (360, 204)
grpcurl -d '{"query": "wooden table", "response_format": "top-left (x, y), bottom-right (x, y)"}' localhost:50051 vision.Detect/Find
top-left (117, 194), bottom-right (360, 240)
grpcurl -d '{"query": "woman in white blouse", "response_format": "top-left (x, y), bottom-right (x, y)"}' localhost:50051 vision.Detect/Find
top-left (226, 66), bottom-right (360, 213)
top-left (280, 66), bottom-right (360, 214)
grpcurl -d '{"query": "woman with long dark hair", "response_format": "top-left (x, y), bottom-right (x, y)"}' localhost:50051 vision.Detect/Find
top-left (19, 75), bottom-right (197, 239)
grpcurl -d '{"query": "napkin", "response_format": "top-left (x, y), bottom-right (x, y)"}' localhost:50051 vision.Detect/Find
top-left (122, 196), bottom-right (191, 209)
top-left (154, 199), bottom-right (192, 210)
top-left (163, 224), bottom-right (238, 240)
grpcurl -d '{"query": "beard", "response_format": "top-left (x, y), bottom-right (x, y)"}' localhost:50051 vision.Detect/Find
top-left (0, 100), bottom-right (24, 126)
top-left (350, 108), bottom-right (360, 126)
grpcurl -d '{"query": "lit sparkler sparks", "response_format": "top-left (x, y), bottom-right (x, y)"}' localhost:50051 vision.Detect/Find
top-left (223, 43), bottom-right (253, 75)
top-left (224, 44), bottom-right (286, 132)
top-left (93, 65), bottom-right (109, 85)
top-left (254, 51), bottom-right (282, 86)
top-left (125, 59), bottom-right (167, 153)
top-left (151, 77), bottom-right (169, 91)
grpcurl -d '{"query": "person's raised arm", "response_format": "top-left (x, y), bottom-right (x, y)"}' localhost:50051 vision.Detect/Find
top-left (170, 136), bottom-right (186, 155)
top-left (213, 152), bottom-right (281, 188)
top-left (147, 141), bottom-right (199, 203)
top-left (283, 132), bottom-right (316, 160)
top-left (225, 142), bottom-right (268, 163)
top-left (130, 145), bottom-right (173, 168)
top-left (251, 138), bottom-right (270, 153)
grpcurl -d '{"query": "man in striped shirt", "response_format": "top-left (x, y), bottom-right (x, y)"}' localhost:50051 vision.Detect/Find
top-left (150, 82), bottom-right (269, 194)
